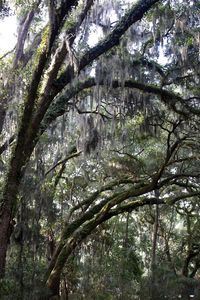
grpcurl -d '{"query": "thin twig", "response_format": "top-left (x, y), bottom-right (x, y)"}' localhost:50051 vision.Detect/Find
top-left (45, 151), bottom-right (81, 177)
top-left (0, 46), bottom-right (16, 60)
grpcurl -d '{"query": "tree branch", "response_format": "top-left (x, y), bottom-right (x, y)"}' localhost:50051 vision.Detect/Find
top-left (42, 77), bottom-right (200, 139)
top-left (51, 0), bottom-right (160, 97)
top-left (45, 150), bottom-right (81, 177)
top-left (0, 135), bottom-right (15, 156)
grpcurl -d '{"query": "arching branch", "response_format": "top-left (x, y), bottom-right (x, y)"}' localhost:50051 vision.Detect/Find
top-left (46, 188), bottom-right (200, 294)
top-left (41, 76), bottom-right (198, 138)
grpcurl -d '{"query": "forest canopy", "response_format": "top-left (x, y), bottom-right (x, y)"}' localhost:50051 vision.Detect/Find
top-left (0, 0), bottom-right (200, 299)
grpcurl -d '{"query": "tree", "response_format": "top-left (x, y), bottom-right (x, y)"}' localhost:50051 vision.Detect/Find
top-left (0, 0), bottom-right (200, 298)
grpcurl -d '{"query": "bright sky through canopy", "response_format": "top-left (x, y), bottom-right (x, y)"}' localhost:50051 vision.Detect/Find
top-left (0, 14), bottom-right (17, 54)
top-left (0, 0), bottom-right (135, 54)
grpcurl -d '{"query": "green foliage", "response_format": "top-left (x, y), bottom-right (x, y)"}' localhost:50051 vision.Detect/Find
top-left (0, 278), bottom-right (17, 298)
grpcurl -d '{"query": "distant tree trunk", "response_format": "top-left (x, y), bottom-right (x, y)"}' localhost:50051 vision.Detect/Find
top-left (150, 189), bottom-right (159, 300)
top-left (18, 241), bottom-right (24, 299)
top-left (60, 277), bottom-right (69, 300)
top-left (120, 212), bottom-right (130, 300)
top-left (17, 199), bottom-right (26, 299)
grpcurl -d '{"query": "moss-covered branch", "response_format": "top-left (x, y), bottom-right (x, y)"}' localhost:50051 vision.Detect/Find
top-left (69, 176), bottom-right (139, 214)
top-left (42, 77), bottom-right (199, 138)
top-left (46, 186), bottom-right (200, 295)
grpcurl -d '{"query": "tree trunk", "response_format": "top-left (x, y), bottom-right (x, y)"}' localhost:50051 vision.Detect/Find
top-left (0, 157), bottom-right (24, 276)
top-left (0, 207), bottom-right (12, 278)
top-left (150, 189), bottom-right (159, 300)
